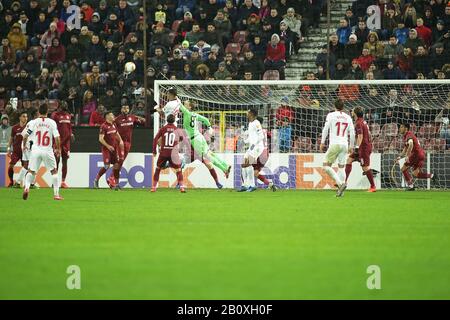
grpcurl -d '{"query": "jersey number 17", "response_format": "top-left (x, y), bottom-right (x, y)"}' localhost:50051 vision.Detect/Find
top-left (335, 122), bottom-right (348, 137)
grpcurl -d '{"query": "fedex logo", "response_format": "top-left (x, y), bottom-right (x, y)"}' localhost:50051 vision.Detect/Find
top-left (89, 154), bottom-right (153, 188)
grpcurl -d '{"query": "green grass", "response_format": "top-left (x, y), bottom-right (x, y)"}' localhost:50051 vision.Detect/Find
top-left (0, 188), bottom-right (449, 300)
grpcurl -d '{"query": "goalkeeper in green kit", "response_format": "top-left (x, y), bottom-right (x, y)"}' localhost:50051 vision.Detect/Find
top-left (167, 88), bottom-right (231, 179)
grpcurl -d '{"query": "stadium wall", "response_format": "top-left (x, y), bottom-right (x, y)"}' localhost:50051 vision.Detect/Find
top-left (0, 153), bottom-right (383, 190)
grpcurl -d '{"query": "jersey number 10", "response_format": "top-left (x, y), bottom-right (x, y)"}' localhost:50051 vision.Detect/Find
top-left (164, 132), bottom-right (176, 147)
top-left (36, 131), bottom-right (50, 147)
top-left (335, 122), bottom-right (348, 137)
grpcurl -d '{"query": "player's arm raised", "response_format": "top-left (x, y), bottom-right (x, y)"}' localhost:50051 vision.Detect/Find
top-left (320, 116), bottom-right (330, 152)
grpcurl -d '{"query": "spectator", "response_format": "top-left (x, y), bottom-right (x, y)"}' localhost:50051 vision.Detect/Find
top-left (35, 68), bottom-right (51, 99)
top-left (276, 97), bottom-right (294, 123)
top-left (150, 46), bottom-right (168, 72)
top-left (363, 31), bottom-right (384, 59)
top-left (194, 39), bottom-right (211, 60)
top-left (259, 0), bottom-right (271, 21)
top-left (80, 1), bottom-right (95, 24)
top-left (214, 61), bottom-right (231, 79)
top-left (78, 26), bottom-right (92, 50)
top-left (316, 45), bottom-right (336, 76)
top-left (81, 89), bottom-right (96, 124)
top-left (0, 114), bottom-right (11, 152)
top-left (394, 21), bottom-right (409, 45)
top-left (213, 10), bottom-right (232, 48)
top-left (415, 18), bottom-right (432, 47)
top-left (383, 35), bottom-right (403, 61)
top-left (7, 23), bottom-right (27, 60)
top-left (344, 34), bottom-right (362, 65)
top-left (348, 59), bottom-right (364, 79)
top-left (224, 51), bottom-right (239, 79)
top-left (88, 12), bottom-right (104, 35)
top-left (334, 59), bottom-right (348, 80)
top-left (396, 47), bottom-right (414, 78)
top-left (223, 0), bottom-right (238, 31)
top-left (185, 23), bottom-right (204, 45)
top-left (345, 8), bottom-right (358, 29)
top-left (249, 34), bottom-right (267, 60)
top-left (355, 19), bottom-right (370, 44)
top-left (237, 0), bottom-right (259, 30)
top-left (279, 21), bottom-right (295, 58)
top-left (430, 43), bottom-right (448, 73)
top-left (178, 11), bottom-right (195, 37)
top-left (413, 46), bottom-right (431, 76)
top-left (404, 29), bottom-right (425, 54)
top-left (246, 13), bottom-right (261, 38)
top-left (356, 48), bottom-right (375, 72)
top-left (203, 0), bottom-right (222, 22)
top-left (179, 63), bottom-right (194, 80)
top-left (99, 87), bottom-right (120, 113)
top-left (168, 48), bottom-right (186, 76)
top-left (264, 34), bottom-right (286, 76)
top-left (278, 117), bottom-right (292, 153)
top-left (337, 19), bottom-right (352, 45)
top-left (282, 7), bottom-right (303, 53)
top-left (1, 38), bottom-right (16, 66)
top-left (115, 0), bottom-right (136, 35)
top-left (204, 23), bottom-right (221, 49)
top-left (40, 22), bottom-right (60, 50)
top-left (381, 6), bottom-right (399, 40)
top-left (45, 38), bottom-right (66, 68)
top-left (240, 50), bottom-right (264, 79)
top-left (12, 69), bottom-right (34, 100)
top-left (82, 34), bottom-right (105, 72)
top-left (176, 0), bottom-right (196, 20)
top-left (265, 7), bottom-right (282, 34)
top-left (89, 104), bottom-right (106, 126)
top-left (60, 62), bottom-right (82, 93)
top-left (403, 5), bottom-right (417, 29)
top-left (423, 7), bottom-right (437, 29)
top-left (204, 50), bottom-right (219, 75)
top-left (433, 20), bottom-right (448, 44)
top-left (329, 33), bottom-right (345, 60)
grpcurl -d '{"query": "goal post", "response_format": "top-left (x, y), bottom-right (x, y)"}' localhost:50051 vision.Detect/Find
top-left (153, 80), bottom-right (450, 190)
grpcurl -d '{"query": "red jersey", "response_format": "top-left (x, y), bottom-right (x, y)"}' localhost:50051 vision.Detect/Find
top-left (52, 111), bottom-right (73, 143)
top-left (153, 124), bottom-right (183, 157)
top-left (100, 122), bottom-right (120, 149)
top-left (115, 114), bottom-right (144, 143)
top-left (355, 118), bottom-right (372, 149)
top-left (11, 123), bottom-right (26, 154)
top-left (403, 130), bottom-right (424, 158)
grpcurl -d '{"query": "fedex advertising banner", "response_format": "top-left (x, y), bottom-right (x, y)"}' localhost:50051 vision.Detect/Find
top-left (0, 153), bottom-right (381, 189)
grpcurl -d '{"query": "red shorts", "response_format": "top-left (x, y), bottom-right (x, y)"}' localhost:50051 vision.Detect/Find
top-left (157, 153), bottom-right (181, 169)
top-left (405, 153), bottom-right (425, 170)
top-left (252, 150), bottom-right (269, 171)
top-left (102, 146), bottom-right (124, 165)
top-left (10, 151), bottom-right (23, 166)
top-left (123, 141), bottom-right (132, 159)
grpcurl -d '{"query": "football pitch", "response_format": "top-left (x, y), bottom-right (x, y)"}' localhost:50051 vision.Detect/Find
top-left (0, 188), bottom-right (449, 300)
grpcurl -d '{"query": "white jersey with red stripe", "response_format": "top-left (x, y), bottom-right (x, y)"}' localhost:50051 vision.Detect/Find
top-left (321, 110), bottom-right (355, 147)
top-left (25, 117), bottom-right (60, 151)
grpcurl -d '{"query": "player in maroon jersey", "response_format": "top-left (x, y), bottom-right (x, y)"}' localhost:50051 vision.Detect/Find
top-left (6, 111), bottom-right (28, 187)
top-left (397, 123), bottom-right (435, 191)
top-left (51, 101), bottom-right (74, 188)
top-left (151, 114), bottom-right (186, 193)
top-left (93, 111), bottom-right (124, 189)
top-left (114, 104), bottom-right (145, 170)
top-left (345, 107), bottom-right (376, 192)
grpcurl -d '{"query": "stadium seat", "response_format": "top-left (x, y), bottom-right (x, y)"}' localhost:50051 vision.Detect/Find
top-left (262, 70), bottom-right (280, 80)
top-left (381, 123), bottom-right (398, 138)
top-left (369, 123), bottom-right (380, 138)
top-left (225, 42), bottom-right (241, 56)
top-left (233, 31), bottom-right (249, 46)
top-left (171, 20), bottom-right (182, 32)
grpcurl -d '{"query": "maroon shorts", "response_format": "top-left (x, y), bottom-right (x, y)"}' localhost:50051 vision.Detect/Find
top-left (252, 150), bottom-right (269, 171)
top-left (405, 153), bottom-right (425, 171)
top-left (123, 141), bottom-right (132, 159)
top-left (10, 151), bottom-right (23, 166)
top-left (157, 153), bottom-right (181, 169)
top-left (350, 147), bottom-right (372, 167)
top-left (102, 147), bottom-right (124, 165)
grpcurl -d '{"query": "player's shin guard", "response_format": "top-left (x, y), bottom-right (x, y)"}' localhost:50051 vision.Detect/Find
top-left (257, 174), bottom-right (269, 186)
top-left (153, 167), bottom-right (161, 186)
top-left (416, 172), bottom-right (432, 179)
top-left (402, 170), bottom-right (413, 186)
top-left (366, 169), bottom-right (376, 188)
top-left (324, 166), bottom-right (342, 186)
top-left (17, 167), bottom-right (27, 184)
top-left (7, 167), bottom-right (14, 183)
top-left (24, 172), bottom-right (33, 190)
top-left (52, 174), bottom-right (59, 196)
top-left (96, 167), bottom-right (107, 180)
top-left (345, 164), bottom-right (352, 183)
top-left (62, 159), bottom-right (68, 181)
top-left (209, 168), bottom-right (219, 183)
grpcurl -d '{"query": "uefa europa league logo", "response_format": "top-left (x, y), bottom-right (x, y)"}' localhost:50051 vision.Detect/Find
top-left (66, 5), bottom-right (81, 30)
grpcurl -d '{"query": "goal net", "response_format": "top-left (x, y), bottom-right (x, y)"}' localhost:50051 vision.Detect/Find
top-left (154, 80), bottom-right (450, 190)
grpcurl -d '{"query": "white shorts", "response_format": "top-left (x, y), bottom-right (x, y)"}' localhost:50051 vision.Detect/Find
top-left (29, 149), bottom-right (57, 172)
top-left (325, 144), bottom-right (348, 166)
top-left (22, 149), bottom-right (31, 161)
top-left (245, 144), bottom-right (264, 163)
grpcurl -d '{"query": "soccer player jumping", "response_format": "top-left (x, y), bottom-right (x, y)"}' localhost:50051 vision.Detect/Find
top-left (397, 123), bottom-right (435, 191)
top-left (320, 99), bottom-right (355, 197)
top-left (345, 106), bottom-right (376, 192)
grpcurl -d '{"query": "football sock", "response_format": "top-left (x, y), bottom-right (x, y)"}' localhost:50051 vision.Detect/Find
top-left (7, 167), bottom-right (14, 183)
top-left (24, 172), bottom-right (33, 190)
top-left (96, 167), bottom-right (107, 180)
top-left (176, 170), bottom-right (184, 186)
top-left (417, 172), bottom-right (432, 179)
top-left (17, 167), bottom-right (27, 184)
top-left (402, 170), bottom-right (413, 186)
top-left (62, 158), bottom-right (68, 181)
top-left (345, 164), bottom-right (352, 182)
top-left (241, 166), bottom-right (248, 187)
top-left (208, 168), bottom-right (218, 183)
top-left (324, 166), bottom-right (342, 186)
top-left (338, 167), bottom-right (346, 183)
top-left (113, 167), bottom-right (120, 184)
top-left (246, 166), bottom-right (255, 187)
top-left (52, 174), bottom-right (59, 196)
top-left (209, 153), bottom-right (229, 172)
top-left (366, 170), bottom-right (376, 188)
top-left (153, 167), bottom-right (161, 186)
top-left (257, 174), bottom-right (269, 185)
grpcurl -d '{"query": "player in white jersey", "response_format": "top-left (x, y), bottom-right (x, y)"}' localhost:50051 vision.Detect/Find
top-left (156, 89), bottom-right (181, 125)
top-left (320, 99), bottom-right (355, 197)
top-left (238, 109), bottom-right (268, 192)
top-left (22, 103), bottom-right (63, 200)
